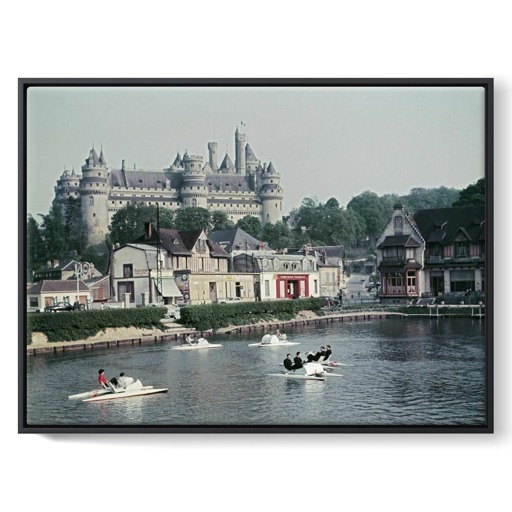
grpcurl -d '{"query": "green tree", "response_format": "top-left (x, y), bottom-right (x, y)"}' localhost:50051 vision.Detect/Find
top-left (452, 178), bottom-right (485, 207)
top-left (262, 221), bottom-right (293, 250)
top-left (174, 207), bottom-right (211, 231)
top-left (39, 200), bottom-right (67, 260)
top-left (27, 214), bottom-right (45, 276)
top-left (236, 215), bottom-right (263, 239)
top-left (211, 210), bottom-right (235, 231)
top-left (64, 197), bottom-right (83, 255)
top-left (110, 204), bottom-right (173, 245)
top-left (347, 191), bottom-right (392, 241)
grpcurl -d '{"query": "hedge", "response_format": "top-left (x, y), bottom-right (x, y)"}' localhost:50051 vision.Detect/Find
top-left (27, 307), bottom-right (168, 343)
top-left (177, 298), bottom-right (325, 331)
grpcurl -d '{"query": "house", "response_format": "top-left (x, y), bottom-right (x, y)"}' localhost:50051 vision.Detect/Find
top-left (27, 280), bottom-right (92, 312)
top-left (108, 243), bottom-right (178, 306)
top-left (414, 205), bottom-right (485, 295)
top-left (232, 252), bottom-right (320, 301)
top-left (287, 245), bottom-right (345, 298)
top-left (121, 223), bottom-right (257, 305)
top-left (376, 204), bottom-right (485, 303)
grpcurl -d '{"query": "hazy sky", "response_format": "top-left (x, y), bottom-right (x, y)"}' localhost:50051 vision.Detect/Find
top-left (26, 85), bottom-right (485, 218)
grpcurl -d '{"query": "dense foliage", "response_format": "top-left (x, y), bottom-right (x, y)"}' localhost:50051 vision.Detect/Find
top-left (27, 184), bottom-right (468, 277)
top-left (178, 298), bottom-right (325, 331)
top-left (27, 307), bottom-right (167, 343)
top-left (452, 178), bottom-right (485, 207)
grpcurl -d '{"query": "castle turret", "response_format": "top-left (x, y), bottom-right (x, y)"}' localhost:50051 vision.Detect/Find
top-left (245, 143), bottom-right (259, 175)
top-left (260, 161), bottom-right (284, 224)
top-left (181, 152), bottom-right (208, 208)
top-left (55, 168), bottom-right (81, 215)
top-left (207, 141), bottom-right (218, 172)
top-left (80, 147), bottom-right (110, 247)
top-left (235, 127), bottom-right (247, 175)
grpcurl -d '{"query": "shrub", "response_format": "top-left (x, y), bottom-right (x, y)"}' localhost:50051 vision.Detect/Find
top-left (27, 307), bottom-right (167, 343)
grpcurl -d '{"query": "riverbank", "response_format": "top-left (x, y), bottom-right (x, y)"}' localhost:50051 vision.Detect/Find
top-left (27, 309), bottom-right (408, 355)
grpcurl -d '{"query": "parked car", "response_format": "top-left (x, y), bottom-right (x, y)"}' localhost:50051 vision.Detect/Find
top-left (44, 301), bottom-right (75, 313)
top-left (219, 297), bottom-right (242, 303)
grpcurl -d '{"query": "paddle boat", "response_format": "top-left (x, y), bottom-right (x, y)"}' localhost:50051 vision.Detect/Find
top-left (68, 379), bottom-right (168, 403)
top-left (248, 334), bottom-right (299, 347)
top-left (268, 362), bottom-right (343, 381)
top-left (171, 336), bottom-right (223, 350)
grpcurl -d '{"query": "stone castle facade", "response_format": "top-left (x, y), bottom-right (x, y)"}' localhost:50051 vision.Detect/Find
top-left (54, 127), bottom-right (284, 247)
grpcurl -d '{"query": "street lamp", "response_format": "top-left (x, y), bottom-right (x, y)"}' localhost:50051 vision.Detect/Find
top-left (75, 262), bottom-right (93, 310)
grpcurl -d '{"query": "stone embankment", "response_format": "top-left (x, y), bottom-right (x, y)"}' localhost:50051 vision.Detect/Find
top-left (27, 309), bottom-right (406, 355)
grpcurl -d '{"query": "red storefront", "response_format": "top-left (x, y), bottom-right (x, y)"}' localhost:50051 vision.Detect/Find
top-left (276, 274), bottom-right (309, 299)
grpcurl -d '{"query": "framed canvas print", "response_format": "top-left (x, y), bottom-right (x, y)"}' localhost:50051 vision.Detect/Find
top-left (19, 78), bottom-right (493, 433)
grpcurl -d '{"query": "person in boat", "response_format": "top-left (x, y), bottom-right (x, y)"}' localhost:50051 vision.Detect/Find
top-left (305, 351), bottom-right (316, 362)
top-left (313, 347), bottom-right (326, 361)
top-left (291, 352), bottom-right (304, 370)
top-left (118, 372), bottom-right (136, 388)
top-left (186, 335), bottom-right (198, 344)
top-left (283, 353), bottom-right (294, 371)
top-left (323, 345), bottom-right (332, 361)
top-left (98, 369), bottom-right (118, 388)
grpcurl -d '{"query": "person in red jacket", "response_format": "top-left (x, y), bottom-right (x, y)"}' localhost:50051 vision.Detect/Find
top-left (98, 369), bottom-right (118, 388)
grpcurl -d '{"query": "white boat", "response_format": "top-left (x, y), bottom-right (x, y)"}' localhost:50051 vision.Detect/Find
top-left (68, 379), bottom-right (168, 402)
top-left (171, 337), bottom-right (223, 350)
top-left (248, 334), bottom-right (299, 347)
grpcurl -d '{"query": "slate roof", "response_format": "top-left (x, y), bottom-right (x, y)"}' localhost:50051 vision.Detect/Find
top-left (109, 169), bottom-right (183, 189)
top-left (377, 235), bottom-right (422, 249)
top-left (413, 206), bottom-right (485, 244)
top-left (136, 227), bottom-right (229, 258)
top-left (27, 280), bottom-right (90, 294)
top-left (206, 174), bottom-right (253, 192)
top-left (209, 228), bottom-right (266, 252)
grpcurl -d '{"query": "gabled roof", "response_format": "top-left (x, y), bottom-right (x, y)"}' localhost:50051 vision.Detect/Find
top-left (109, 169), bottom-right (182, 189)
top-left (34, 259), bottom-right (79, 273)
top-left (136, 227), bottom-right (229, 258)
top-left (377, 235), bottom-right (422, 249)
top-left (413, 206), bottom-right (485, 244)
top-left (27, 280), bottom-right (90, 294)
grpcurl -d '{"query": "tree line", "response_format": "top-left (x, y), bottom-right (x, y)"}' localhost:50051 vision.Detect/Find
top-left (26, 178), bottom-right (484, 278)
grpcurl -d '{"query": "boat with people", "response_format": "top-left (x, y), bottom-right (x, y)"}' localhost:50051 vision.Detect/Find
top-left (171, 335), bottom-right (223, 350)
top-left (268, 361), bottom-right (343, 381)
top-left (68, 379), bottom-right (168, 402)
top-left (248, 333), bottom-right (299, 347)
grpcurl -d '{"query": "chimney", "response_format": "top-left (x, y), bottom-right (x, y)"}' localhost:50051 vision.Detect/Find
top-left (144, 222), bottom-right (152, 240)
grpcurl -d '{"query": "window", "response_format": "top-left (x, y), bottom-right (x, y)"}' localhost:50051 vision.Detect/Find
top-left (455, 241), bottom-right (468, 258)
top-left (123, 264), bottom-right (133, 278)
top-left (394, 216), bottom-right (403, 230)
top-left (29, 297), bottom-right (39, 308)
top-left (264, 280), bottom-right (270, 296)
top-left (118, 281), bottom-right (135, 302)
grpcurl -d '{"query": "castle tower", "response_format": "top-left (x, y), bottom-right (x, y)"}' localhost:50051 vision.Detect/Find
top-left (80, 146), bottom-right (110, 247)
top-left (181, 152), bottom-right (208, 208)
top-left (245, 143), bottom-right (259, 175)
top-left (207, 141), bottom-right (218, 172)
top-left (55, 168), bottom-right (81, 215)
top-left (259, 161), bottom-right (284, 224)
top-left (235, 127), bottom-right (247, 175)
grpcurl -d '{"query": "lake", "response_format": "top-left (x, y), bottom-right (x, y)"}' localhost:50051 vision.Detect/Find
top-left (25, 317), bottom-right (487, 429)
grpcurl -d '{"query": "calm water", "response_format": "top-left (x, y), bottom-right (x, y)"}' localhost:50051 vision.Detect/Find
top-left (25, 318), bottom-right (488, 427)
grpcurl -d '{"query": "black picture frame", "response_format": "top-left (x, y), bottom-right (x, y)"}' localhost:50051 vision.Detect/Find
top-left (19, 77), bottom-right (493, 434)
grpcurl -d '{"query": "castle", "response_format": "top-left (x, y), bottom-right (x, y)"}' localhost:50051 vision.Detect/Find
top-left (54, 127), bottom-right (284, 247)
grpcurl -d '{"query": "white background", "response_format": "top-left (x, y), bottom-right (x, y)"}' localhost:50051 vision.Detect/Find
top-left (3, 1), bottom-right (509, 511)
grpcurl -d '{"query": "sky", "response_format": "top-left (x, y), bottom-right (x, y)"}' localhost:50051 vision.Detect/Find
top-left (26, 84), bottom-right (485, 218)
